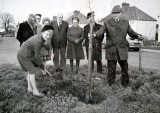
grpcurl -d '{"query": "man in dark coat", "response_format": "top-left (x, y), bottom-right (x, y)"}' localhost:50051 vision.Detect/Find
top-left (51, 13), bottom-right (69, 72)
top-left (84, 12), bottom-right (104, 74)
top-left (96, 5), bottom-right (143, 87)
top-left (16, 14), bottom-right (37, 46)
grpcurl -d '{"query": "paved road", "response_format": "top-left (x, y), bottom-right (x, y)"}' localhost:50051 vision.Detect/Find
top-left (128, 50), bottom-right (160, 71)
top-left (0, 37), bottom-right (160, 71)
top-left (78, 49), bottom-right (160, 71)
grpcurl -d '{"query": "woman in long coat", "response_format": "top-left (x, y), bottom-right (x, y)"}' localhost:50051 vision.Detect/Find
top-left (17, 25), bottom-right (54, 96)
top-left (66, 17), bottom-right (85, 73)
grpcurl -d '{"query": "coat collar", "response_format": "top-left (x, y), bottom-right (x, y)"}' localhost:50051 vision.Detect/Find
top-left (37, 34), bottom-right (44, 43)
top-left (57, 20), bottom-right (63, 26)
top-left (70, 25), bottom-right (81, 30)
top-left (109, 18), bottom-right (126, 27)
top-left (86, 22), bottom-right (99, 28)
top-left (55, 21), bottom-right (64, 32)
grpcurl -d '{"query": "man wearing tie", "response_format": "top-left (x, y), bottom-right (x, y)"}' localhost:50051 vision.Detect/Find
top-left (51, 13), bottom-right (69, 72)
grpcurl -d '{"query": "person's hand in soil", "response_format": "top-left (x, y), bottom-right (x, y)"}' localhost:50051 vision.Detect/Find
top-left (42, 69), bottom-right (47, 75)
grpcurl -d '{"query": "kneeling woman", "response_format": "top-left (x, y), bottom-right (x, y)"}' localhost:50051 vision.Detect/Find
top-left (17, 25), bottom-right (54, 96)
top-left (66, 17), bottom-right (85, 73)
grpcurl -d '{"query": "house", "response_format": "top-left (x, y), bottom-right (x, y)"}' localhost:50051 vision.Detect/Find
top-left (99, 3), bottom-right (157, 40)
top-left (65, 10), bottom-right (88, 27)
top-left (157, 16), bottom-right (160, 42)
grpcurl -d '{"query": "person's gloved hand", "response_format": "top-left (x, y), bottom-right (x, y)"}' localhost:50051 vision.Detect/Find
top-left (138, 34), bottom-right (143, 40)
top-left (42, 69), bottom-right (47, 75)
top-left (88, 33), bottom-right (96, 38)
top-left (41, 69), bottom-right (51, 76)
top-left (44, 43), bottom-right (50, 50)
top-left (43, 41), bottom-right (50, 50)
top-left (82, 41), bottom-right (86, 46)
top-left (43, 38), bottom-right (51, 50)
top-left (93, 33), bottom-right (96, 37)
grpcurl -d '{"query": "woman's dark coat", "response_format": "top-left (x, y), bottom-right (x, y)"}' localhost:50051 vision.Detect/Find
top-left (66, 25), bottom-right (85, 59)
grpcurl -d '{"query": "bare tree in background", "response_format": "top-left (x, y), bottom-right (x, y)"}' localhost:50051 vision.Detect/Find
top-left (0, 13), bottom-right (16, 33)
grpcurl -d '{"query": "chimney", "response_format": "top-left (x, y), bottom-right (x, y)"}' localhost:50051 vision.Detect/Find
top-left (73, 10), bottom-right (80, 16)
top-left (122, 2), bottom-right (130, 11)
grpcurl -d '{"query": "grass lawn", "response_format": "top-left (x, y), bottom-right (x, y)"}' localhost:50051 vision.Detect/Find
top-left (0, 37), bottom-right (20, 65)
top-left (0, 63), bottom-right (160, 113)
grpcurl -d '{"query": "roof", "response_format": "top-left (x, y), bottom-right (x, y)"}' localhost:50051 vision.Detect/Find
top-left (65, 10), bottom-right (88, 25)
top-left (99, 6), bottom-right (157, 23)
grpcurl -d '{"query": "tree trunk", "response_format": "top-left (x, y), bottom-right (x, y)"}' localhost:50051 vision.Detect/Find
top-left (86, 12), bottom-right (94, 103)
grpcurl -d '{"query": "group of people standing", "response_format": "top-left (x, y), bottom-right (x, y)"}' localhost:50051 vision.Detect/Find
top-left (16, 5), bottom-right (143, 97)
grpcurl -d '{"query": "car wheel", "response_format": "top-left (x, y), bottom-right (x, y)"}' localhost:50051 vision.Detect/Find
top-left (134, 48), bottom-right (139, 51)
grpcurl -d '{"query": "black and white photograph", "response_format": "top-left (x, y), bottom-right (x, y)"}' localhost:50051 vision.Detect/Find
top-left (0, 0), bottom-right (160, 112)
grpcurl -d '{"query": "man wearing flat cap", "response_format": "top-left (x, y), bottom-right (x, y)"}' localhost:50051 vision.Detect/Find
top-left (95, 5), bottom-right (143, 87)
top-left (84, 11), bottom-right (104, 74)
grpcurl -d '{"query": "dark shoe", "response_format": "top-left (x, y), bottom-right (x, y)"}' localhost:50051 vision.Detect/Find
top-left (121, 77), bottom-right (129, 87)
top-left (55, 69), bottom-right (59, 72)
top-left (59, 68), bottom-right (63, 72)
top-left (108, 83), bottom-right (113, 86)
top-left (122, 82), bottom-right (128, 87)
top-left (75, 70), bottom-right (78, 74)
top-left (97, 71), bottom-right (102, 74)
top-left (108, 80), bottom-right (115, 86)
top-left (57, 73), bottom-right (63, 80)
top-left (75, 67), bottom-right (79, 74)
top-left (70, 67), bottom-right (73, 73)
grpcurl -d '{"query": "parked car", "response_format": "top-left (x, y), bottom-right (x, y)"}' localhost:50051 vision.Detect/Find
top-left (127, 36), bottom-right (143, 51)
top-left (100, 34), bottom-right (143, 51)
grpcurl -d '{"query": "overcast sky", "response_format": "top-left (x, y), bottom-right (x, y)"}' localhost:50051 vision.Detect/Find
top-left (0, 0), bottom-right (160, 24)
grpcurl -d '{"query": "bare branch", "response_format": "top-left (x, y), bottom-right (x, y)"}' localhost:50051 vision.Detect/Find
top-left (88, 0), bottom-right (92, 11)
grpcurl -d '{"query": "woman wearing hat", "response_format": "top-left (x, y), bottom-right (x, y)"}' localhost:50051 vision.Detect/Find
top-left (66, 17), bottom-right (85, 73)
top-left (17, 25), bottom-right (54, 96)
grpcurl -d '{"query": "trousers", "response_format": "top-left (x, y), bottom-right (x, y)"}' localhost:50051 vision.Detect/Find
top-left (53, 47), bottom-right (66, 69)
top-left (107, 60), bottom-right (129, 85)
